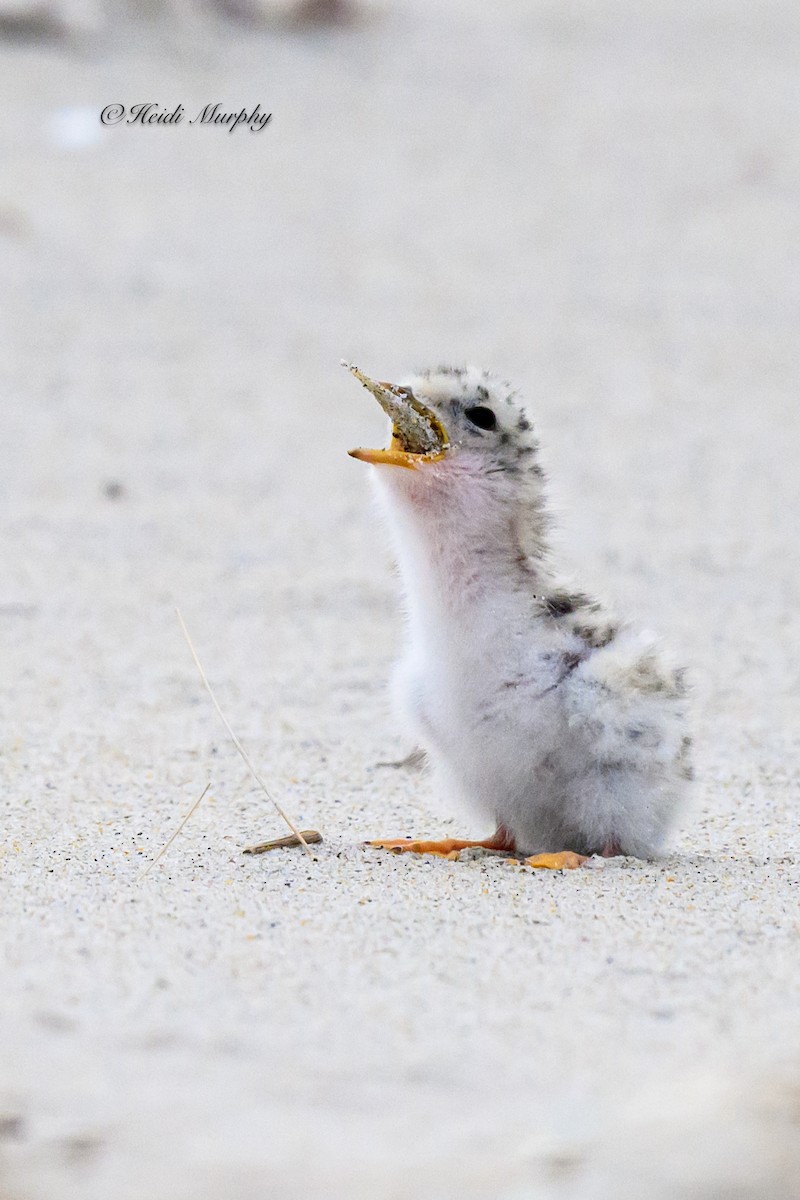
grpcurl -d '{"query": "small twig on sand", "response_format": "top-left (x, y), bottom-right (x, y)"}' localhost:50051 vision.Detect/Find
top-left (243, 830), bottom-right (323, 856)
top-left (137, 782), bottom-right (211, 882)
top-left (175, 608), bottom-right (313, 857)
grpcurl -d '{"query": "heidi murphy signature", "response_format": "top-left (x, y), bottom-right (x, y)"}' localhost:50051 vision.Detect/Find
top-left (100, 102), bottom-right (272, 133)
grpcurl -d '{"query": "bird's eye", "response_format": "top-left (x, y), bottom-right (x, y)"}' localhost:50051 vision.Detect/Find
top-left (464, 406), bottom-right (497, 431)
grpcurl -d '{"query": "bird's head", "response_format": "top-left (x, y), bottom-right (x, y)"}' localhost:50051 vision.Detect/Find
top-left (346, 362), bottom-right (551, 582)
top-left (345, 362), bottom-right (544, 495)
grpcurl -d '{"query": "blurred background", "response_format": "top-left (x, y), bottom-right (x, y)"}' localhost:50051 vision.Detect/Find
top-left (1, 2), bottom-right (799, 1198)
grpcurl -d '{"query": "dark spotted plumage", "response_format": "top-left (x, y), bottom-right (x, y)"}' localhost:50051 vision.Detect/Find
top-left (543, 591), bottom-right (594, 617)
top-left (541, 592), bottom-right (618, 650)
top-left (571, 620), bottom-right (619, 649)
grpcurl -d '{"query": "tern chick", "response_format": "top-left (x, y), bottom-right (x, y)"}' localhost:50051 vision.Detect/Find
top-left (346, 363), bottom-right (692, 870)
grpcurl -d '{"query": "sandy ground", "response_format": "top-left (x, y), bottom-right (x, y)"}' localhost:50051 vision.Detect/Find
top-left (1, 2), bottom-right (800, 1197)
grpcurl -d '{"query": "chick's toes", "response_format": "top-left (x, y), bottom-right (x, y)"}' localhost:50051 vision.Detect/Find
top-left (525, 851), bottom-right (588, 870)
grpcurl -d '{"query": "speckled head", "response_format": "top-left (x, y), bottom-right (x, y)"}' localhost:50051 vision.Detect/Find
top-left (346, 363), bottom-right (544, 487)
top-left (347, 362), bottom-right (552, 603)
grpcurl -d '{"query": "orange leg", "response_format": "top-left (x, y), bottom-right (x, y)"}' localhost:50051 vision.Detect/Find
top-left (369, 825), bottom-right (517, 860)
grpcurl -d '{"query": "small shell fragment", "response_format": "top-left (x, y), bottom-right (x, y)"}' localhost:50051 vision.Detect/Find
top-left (342, 360), bottom-right (449, 456)
top-left (243, 830), bottom-right (323, 855)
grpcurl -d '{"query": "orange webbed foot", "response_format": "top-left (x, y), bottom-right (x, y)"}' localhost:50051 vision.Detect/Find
top-left (524, 851), bottom-right (588, 870)
top-left (368, 828), bottom-right (516, 860)
top-left (369, 837), bottom-right (490, 859)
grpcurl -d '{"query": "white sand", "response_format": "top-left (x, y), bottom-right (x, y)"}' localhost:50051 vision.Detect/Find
top-left (1, 3), bottom-right (799, 1196)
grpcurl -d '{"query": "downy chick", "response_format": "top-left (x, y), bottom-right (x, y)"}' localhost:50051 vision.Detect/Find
top-left (346, 363), bottom-right (692, 869)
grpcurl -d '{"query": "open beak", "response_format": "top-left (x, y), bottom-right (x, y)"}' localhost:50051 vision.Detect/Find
top-left (344, 361), bottom-right (449, 469)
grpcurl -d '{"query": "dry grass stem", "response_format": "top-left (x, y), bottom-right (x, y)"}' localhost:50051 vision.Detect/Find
top-left (175, 607), bottom-right (313, 856)
top-left (137, 782), bottom-right (211, 882)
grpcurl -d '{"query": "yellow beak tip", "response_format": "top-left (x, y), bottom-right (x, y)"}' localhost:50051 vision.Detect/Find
top-left (348, 447), bottom-right (419, 469)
